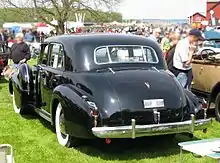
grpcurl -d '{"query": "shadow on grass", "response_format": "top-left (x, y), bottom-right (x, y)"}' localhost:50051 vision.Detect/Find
top-left (23, 113), bottom-right (55, 133)
top-left (0, 78), bottom-right (8, 90)
top-left (75, 134), bottom-right (200, 161)
top-left (0, 78), bottom-right (8, 84)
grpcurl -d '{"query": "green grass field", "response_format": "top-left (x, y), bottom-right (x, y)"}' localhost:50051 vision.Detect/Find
top-left (0, 59), bottom-right (219, 163)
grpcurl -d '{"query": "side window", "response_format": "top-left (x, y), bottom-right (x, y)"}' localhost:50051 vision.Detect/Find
top-left (143, 47), bottom-right (158, 63)
top-left (49, 44), bottom-right (65, 69)
top-left (95, 47), bottom-right (109, 63)
top-left (40, 44), bottom-right (49, 65)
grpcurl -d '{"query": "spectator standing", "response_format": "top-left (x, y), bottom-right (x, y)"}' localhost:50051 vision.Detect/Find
top-left (24, 30), bottom-right (34, 42)
top-left (148, 28), bottom-right (161, 43)
top-left (9, 33), bottom-right (31, 67)
top-left (0, 29), bottom-right (8, 44)
top-left (166, 33), bottom-right (181, 73)
top-left (173, 29), bottom-right (205, 89)
top-left (161, 31), bottom-right (170, 57)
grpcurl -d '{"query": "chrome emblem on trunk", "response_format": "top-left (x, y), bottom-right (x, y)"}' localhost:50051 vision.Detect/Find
top-left (144, 82), bottom-right (150, 89)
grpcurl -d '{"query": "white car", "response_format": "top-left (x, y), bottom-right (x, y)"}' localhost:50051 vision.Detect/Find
top-left (197, 39), bottom-right (220, 54)
top-left (214, 26), bottom-right (220, 33)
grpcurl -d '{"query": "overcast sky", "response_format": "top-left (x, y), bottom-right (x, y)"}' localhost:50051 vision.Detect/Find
top-left (118, 0), bottom-right (207, 19)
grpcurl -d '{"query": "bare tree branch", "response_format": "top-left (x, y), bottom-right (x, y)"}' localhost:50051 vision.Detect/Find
top-left (1, 0), bottom-right (122, 33)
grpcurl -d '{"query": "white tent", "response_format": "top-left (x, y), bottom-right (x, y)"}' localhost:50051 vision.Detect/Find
top-left (65, 21), bottom-right (84, 29)
top-left (19, 23), bottom-right (32, 28)
top-left (3, 23), bottom-right (20, 28)
top-left (51, 19), bottom-right (58, 26)
top-left (37, 27), bottom-right (53, 34)
top-left (3, 23), bottom-right (32, 29)
top-left (110, 21), bottom-right (120, 25)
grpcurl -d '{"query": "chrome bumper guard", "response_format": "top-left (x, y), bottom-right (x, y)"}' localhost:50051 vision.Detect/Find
top-left (92, 115), bottom-right (212, 139)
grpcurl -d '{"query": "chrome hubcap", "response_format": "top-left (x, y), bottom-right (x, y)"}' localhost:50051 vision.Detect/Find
top-left (59, 112), bottom-right (66, 135)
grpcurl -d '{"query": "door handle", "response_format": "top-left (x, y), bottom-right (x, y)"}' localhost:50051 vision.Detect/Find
top-left (199, 67), bottom-right (204, 75)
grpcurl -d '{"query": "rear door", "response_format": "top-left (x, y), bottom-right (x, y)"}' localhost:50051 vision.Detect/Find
top-left (39, 43), bottom-right (65, 113)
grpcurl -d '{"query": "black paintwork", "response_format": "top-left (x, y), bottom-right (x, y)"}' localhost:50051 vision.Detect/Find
top-left (10, 33), bottom-right (205, 139)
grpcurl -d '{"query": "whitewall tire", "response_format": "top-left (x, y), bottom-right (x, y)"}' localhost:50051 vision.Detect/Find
top-left (55, 103), bottom-right (72, 147)
top-left (12, 93), bottom-right (21, 114)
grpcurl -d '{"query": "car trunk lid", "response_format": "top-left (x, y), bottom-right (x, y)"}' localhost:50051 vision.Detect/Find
top-left (105, 69), bottom-right (185, 126)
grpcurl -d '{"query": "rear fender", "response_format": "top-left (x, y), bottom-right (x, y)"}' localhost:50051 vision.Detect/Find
top-left (18, 63), bottom-right (33, 91)
top-left (9, 78), bottom-right (13, 95)
top-left (10, 64), bottom-right (34, 108)
top-left (51, 84), bottom-right (94, 138)
top-left (184, 90), bottom-right (205, 119)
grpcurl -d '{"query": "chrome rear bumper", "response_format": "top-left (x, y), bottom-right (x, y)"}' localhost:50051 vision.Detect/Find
top-left (92, 115), bottom-right (212, 139)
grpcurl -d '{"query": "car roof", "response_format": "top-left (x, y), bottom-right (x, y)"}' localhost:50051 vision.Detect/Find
top-left (44, 33), bottom-right (165, 72)
top-left (44, 33), bottom-right (158, 46)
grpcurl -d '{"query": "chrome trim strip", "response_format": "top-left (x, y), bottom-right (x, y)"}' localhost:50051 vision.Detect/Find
top-left (131, 119), bottom-right (135, 139)
top-left (190, 114), bottom-right (195, 133)
top-left (92, 118), bottom-right (212, 139)
top-left (35, 108), bottom-right (51, 122)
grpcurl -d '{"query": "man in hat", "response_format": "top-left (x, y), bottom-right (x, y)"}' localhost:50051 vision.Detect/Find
top-left (173, 28), bottom-right (205, 89)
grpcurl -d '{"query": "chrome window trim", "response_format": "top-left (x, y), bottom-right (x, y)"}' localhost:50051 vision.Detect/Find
top-left (94, 45), bottom-right (159, 65)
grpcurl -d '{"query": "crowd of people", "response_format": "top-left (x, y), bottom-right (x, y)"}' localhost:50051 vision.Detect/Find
top-left (0, 23), bottom-right (205, 88)
top-left (160, 29), bottom-right (205, 89)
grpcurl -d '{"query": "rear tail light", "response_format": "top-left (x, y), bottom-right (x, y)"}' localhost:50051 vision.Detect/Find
top-left (83, 98), bottom-right (99, 127)
top-left (201, 103), bottom-right (208, 109)
top-left (201, 99), bottom-right (208, 109)
top-left (105, 138), bottom-right (111, 144)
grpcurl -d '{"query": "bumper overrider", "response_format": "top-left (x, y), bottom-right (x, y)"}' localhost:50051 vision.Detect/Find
top-left (92, 115), bottom-right (212, 139)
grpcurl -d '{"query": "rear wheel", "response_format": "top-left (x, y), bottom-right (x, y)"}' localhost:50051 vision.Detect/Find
top-left (55, 103), bottom-right (79, 147)
top-left (12, 92), bottom-right (33, 115)
top-left (215, 93), bottom-right (220, 121)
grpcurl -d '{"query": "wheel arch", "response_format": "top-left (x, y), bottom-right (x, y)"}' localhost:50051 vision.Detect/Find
top-left (50, 84), bottom-right (94, 139)
top-left (50, 84), bottom-right (90, 125)
top-left (51, 98), bottom-right (59, 126)
top-left (9, 79), bottom-right (13, 95)
top-left (210, 82), bottom-right (220, 103)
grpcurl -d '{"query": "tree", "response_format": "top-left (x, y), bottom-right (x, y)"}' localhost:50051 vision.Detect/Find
top-left (2, 0), bottom-right (121, 34)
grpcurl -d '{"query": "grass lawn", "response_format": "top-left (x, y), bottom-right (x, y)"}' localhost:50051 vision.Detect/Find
top-left (0, 59), bottom-right (219, 163)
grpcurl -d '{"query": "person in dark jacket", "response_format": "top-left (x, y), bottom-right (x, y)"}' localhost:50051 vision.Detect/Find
top-left (166, 33), bottom-right (180, 73)
top-left (9, 32), bottom-right (31, 67)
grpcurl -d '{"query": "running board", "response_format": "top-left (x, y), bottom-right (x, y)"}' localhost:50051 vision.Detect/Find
top-left (35, 108), bottom-right (51, 123)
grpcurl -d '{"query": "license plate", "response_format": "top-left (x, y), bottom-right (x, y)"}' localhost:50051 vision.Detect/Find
top-left (143, 99), bottom-right (164, 109)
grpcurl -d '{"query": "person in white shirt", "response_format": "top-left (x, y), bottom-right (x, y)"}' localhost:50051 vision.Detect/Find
top-left (148, 28), bottom-right (161, 43)
top-left (173, 29), bottom-right (205, 89)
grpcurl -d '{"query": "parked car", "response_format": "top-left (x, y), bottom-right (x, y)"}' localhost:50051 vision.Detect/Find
top-left (197, 38), bottom-right (220, 54)
top-left (0, 43), bottom-right (10, 77)
top-left (9, 34), bottom-right (211, 147)
top-left (192, 49), bottom-right (220, 121)
top-left (25, 42), bottom-right (41, 58)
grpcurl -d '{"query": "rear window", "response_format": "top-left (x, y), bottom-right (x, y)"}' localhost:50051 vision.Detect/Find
top-left (94, 45), bottom-right (158, 64)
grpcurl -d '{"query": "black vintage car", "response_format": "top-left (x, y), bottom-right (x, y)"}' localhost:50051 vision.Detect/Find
top-left (9, 33), bottom-right (211, 147)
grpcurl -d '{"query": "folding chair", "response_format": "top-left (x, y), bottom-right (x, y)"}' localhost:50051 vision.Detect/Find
top-left (0, 144), bottom-right (15, 163)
